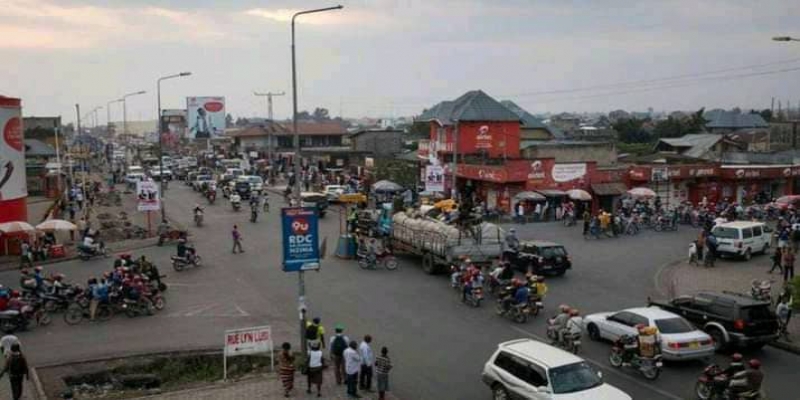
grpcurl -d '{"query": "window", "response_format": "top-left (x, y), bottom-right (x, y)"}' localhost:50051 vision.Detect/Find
top-left (712, 227), bottom-right (740, 239)
top-left (741, 305), bottom-right (774, 320)
top-left (518, 362), bottom-right (548, 387)
top-left (707, 302), bottom-right (732, 317)
top-left (609, 312), bottom-right (636, 326)
top-left (742, 228), bottom-right (753, 239)
top-left (753, 226), bottom-right (762, 236)
top-left (549, 362), bottom-right (603, 394)
top-left (629, 313), bottom-right (650, 327)
top-left (493, 352), bottom-right (546, 386)
top-left (540, 246), bottom-right (567, 258)
top-left (654, 317), bottom-right (695, 334)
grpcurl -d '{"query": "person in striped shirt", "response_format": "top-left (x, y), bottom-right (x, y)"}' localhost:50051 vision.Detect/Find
top-left (375, 346), bottom-right (393, 400)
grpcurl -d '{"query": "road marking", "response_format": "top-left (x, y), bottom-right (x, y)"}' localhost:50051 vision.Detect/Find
top-left (508, 326), bottom-right (683, 400)
top-left (234, 304), bottom-right (250, 317)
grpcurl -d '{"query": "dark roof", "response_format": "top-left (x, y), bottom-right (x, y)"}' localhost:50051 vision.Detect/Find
top-left (705, 110), bottom-right (768, 129)
top-left (500, 100), bottom-right (565, 139)
top-left (349, 129), bottom-right (404, 138)
top-left (419, 90), bottom-right (520, 125)
top-left (592, 182), bottom-right (627, 196)
top-left (276, 122), bottom-right (347, 136)
top-left (227, 122), bottom-right (291, 138)
top-left (24, 139), bottom-right (56, 157)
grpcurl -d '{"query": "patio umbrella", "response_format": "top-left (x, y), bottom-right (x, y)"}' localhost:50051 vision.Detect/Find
top-left (372, 180), bottom-right (404, 193)
top-left (0, 221), bottom-right (36, 234)
top-left (627, 187), bottom-right (657, 198)
top-left (566, 189), bottom-right (592, 201)
top-left (513, 191), bottom-right (546, 201)
top-left (36, 219), bottom-right (77, 232)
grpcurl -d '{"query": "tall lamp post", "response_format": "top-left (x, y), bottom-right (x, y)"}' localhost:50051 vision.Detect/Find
top-left (107, 98), bottom-right (123, 136)
top-left (773, 36), bottom-right (800, 148)
top-left (157, 72), bottom-right (192, 222)
top-left (122, 90), bottom-right (147, 139)
top-left (290, 4), bottom-right (343, 360)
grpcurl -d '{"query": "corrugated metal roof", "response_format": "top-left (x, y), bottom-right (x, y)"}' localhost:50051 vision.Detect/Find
top-left (657, 133), bottom-right (723, 158)
top-left (500, 100), bottom-right (565, 139)
top-left (419, 91), bottom-right (519, 125)
top-left (24, 139), bottom-right (56, 157)
top-left (705, 110), bottom-right (768, 129)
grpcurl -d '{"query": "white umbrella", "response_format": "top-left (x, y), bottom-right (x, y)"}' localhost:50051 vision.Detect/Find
top-left (0, 221), bottom-right (36, 234)
top-left (566, 189), bottom-right (592, 201)
top-left (514, 191), bottom-right (546, 201)
top-left (628, 187), bottom-right (657, 198)
top-left (36, 219), bottom-right (77, 232)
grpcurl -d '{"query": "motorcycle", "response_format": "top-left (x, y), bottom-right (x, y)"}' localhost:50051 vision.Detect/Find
top-left (77, 242), bottom-right (108, 261)
top-left (462, 286), bottom-right (484, 307)
top-left (750, 279), bottom-right (772, 303)
top-left (556, 331), bottom-right (582, 354)
top-left (194, 211), bottom-right (204, 227)
top-left (207, 189), bottom-right (216, 205)
top-left (40, 285), bottom-right (84, 313)
top-left (608, 336), bottom-right (663, 380)
top-left (63, 299), bottom-right (113, 325)
top-left (654, 215), bottom-right (678, 232)
top-left (0, 299), bottom-right (51, 333)
top-left (696, 365), bottom-right (762, 399)
top-left (231, 194), bottom-right (242, 211)
top-left (171, 248), bottom-right (202, 271)
top-left (496, 301), bottom-right (532, 323)
top-left (250, 205), bottom-right (259, 222)
top-left (358, 249), bottom-right (398, 271)
top-left (121, 296), bottom-right (154, 318)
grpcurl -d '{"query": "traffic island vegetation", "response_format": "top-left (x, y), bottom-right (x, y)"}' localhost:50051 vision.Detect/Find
top-left (41, 352), bottom-right (276, 399)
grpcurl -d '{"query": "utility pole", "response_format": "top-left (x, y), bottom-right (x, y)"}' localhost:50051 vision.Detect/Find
top-left (254, 91), bottom-right (285, 165)
top-left (451, 121), bottom-right (459, 200)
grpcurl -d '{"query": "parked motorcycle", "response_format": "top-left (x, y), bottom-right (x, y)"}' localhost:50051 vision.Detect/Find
top-left (750, 279), bottom-right (772, 303)
top-left (609, 336), bottom-right (663, 380)
top-left (77, 242), bottom-right (108, 261)
top-left (0, 299), bottom-right (51, 333)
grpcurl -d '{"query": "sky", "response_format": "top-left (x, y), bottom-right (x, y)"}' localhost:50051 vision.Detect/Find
top-left (2, 0), bottom-right (800, 125)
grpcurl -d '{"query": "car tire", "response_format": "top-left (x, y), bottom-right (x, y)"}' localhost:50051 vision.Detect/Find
top-left (492, 384), bottom-right (509, 400)
top-left (743, 249), bottom-right (752, 261)
top-left (708, 328), bottom-right (727, 352)
top-left (422, 253), bottom-right (435, 275)
top-left (587, 323), bottom-right (601, 341)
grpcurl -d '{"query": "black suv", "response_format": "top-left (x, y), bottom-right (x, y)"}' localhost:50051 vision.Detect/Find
top-left (649, 291), bottom-right (779, 351)
top-left (506, 241), bottom-right (571, 276)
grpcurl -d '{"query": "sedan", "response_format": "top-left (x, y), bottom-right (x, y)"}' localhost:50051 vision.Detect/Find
top-left (583, 307), bottom-right (714, 361)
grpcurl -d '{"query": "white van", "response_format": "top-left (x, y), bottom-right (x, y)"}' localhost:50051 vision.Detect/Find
top-left (711, 221), bottom-right (772, 260)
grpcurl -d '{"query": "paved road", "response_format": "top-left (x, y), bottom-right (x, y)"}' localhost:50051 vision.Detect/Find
top-left (4, 184), bottom-right (798, 400)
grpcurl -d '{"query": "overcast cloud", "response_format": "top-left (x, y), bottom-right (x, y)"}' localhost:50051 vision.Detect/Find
top-left (2, 0), bottom-right (800, 124)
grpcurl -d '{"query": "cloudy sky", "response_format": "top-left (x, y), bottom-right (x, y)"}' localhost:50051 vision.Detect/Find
top-left (2, 0), bottom-right (800, 124)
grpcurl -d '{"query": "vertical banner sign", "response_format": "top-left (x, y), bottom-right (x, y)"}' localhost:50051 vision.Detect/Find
top-left (281, 207), bottom-right (320, 272)
top-left (0, 97), bottom-right (26, 201)
top-left (424, 165), bottom-right (445, 192)
top-left (186, 97), bottom-right (226, 139)
top-left (135, 180), bottom-right (161, 211)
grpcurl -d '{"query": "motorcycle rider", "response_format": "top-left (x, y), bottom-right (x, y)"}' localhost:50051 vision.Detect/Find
top-left (550, 305), bottom-right (572, 343)
top-left (729, 359), bottom-right (764, 397)
top-left (562, 308), bottom-right (583, 345)
top-left (157, 219), bottom-right (170, 245)
top-left (451, 256), bottom-right (468, 288)
top-left (250, 197), bottom-right (260, 222)
top-left (723, 353), bottom-right (746, 377)
top-left (504, 228), bottom-right (520, 260)
top-left (462, 267), bottom-right (483, 302)
top-left (193, 204), bottom-right (204, 222)
top-left (262, 191), bottom-right (270, 212)
top-left (230, 192), bottom-right (242, 210)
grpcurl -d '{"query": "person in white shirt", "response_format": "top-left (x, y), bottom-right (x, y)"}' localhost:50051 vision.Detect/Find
top-left (359, 335), bottom-right (375, 391)
top-left (0, 335), bottom-right (19, 358)
top-left (343, 341), bottom-right (362, 397)
top-left (534, 203), bottom-right (542, 221)
top-left (306, 342), bottom-right (324, 397)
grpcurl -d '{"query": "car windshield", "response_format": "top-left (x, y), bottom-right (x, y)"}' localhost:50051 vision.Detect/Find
top-left (712, 227), bottom-right (739, 239)
top-left (540, 246), bottom-right (567, 258)
top-left (549, 362), bottom-right (603, 394)
top-left (303, 195), bottom-right (326, 203)
top-left (654, 317), bottom-right (695, 334)
top-left (198, 175), bottom-right (211, 181)
top-left (247, 177), bottom-right (262, 184)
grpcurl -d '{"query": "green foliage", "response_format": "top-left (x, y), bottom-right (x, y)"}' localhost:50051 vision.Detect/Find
top-left (790, 276), bottom-right (800, 310)
top-left (617, 142), bottom-right (655, 156)
top-left (374, 159), bottom-right (416, 190)
top-left (612, 117), bottom-right (651, 143)
top-left (751, 109), bottom-right (773, 122)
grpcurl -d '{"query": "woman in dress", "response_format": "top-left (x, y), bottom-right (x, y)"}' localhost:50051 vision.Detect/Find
top-left (278, 342), bottom-right (295, 398)
top-left (306, 342), bottom-right (324, 397)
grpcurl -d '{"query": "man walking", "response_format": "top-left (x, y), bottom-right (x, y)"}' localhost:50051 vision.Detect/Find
top-left (375, 346), bottom-right (393, 400)
top-left (782, 247), bottom-right (795, 283)
top-left (344, 340), bottom-right (362, 398)
top-left (231, 225), bottom-right (244, 254)
top-left (359, 335), bottom-right (375, 392)
top-left (329, 325), bottom-right (349, 385)
top-left (0, 344), bottom-right (28, 400)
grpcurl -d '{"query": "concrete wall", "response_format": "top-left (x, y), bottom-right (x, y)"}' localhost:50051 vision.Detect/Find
top-left (522, 142), bottom-right (617, 167)
top-left (353, 130), bottom-right (404, 156)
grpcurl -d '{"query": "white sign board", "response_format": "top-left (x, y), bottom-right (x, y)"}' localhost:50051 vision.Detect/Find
top-left (552, 163), bottom-right (586, 183)
top-left (186, 96), bottom-right (226, 139)
top-left (425, 165), bottom-right (445, 192)
top-left (135, 180), bottom-right (161, 211)
top-left (224, 325), bottom-right (273, 380)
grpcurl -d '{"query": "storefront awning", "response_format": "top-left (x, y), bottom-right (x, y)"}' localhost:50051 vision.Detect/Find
top-left (536, 189), bottom-right (567, 197)
top-left (592, 183), bottom-right (627, 196)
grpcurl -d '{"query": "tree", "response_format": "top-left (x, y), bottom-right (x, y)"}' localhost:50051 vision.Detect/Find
top-left (234, 117), bottom-right (250, 127)
top-left (312, 107), bottom-right (330, 121)
top-left (751, 109), bottom-right (773, 122)
top-left (653, 108), bottom-right (706, 138)
top-left (612, 117), bottom-right (651, 143)
top-left (225, 113), bottom-right (234, 128)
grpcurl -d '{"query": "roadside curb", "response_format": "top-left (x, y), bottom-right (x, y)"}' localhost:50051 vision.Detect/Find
top-left (0, 238), bottom-right (162, 272)
top-left (34, 346), bottom-right (220, 370)
top-left (651, 258), bottom-right (800, 355)
top-left (31, 366), bottom-right (47, 400)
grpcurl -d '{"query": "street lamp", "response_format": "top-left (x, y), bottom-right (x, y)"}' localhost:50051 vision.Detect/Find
top-left (290, 4), bottom-right (343, 360)
top-left (122, 90), bottom-right (147, 138)
top-left (773, 36), bottom-right (800, 42)
top-left (107, 98), bottom-right (123, 137)
top-left (157, 72), bottom-right (192, 221)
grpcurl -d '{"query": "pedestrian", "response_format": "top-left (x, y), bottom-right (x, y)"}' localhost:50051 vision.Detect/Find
top-left (534, 202), bottom-right (542, 222)
top-left (344, 340), bottom-right (362, 398)
top-left (231, 225), bottom-right (244, 253)
top-left (375, 346), bottom-right (393, 400)
top-left (305, 317), bottom-right (325, 352)
top-left (19, 241), bottom-right (32, 269)
top-left (0, 335), bottom-right (19, 359)
top-left (582, 209), bottom-right (591, 236)
top-left (278, 342), bottom-right (295, 398)
top-left (359, 335), bottom-right (374, 391)
top-left (782, 248), bottom-right (796, 283)
top-left (68, 202), bottom-right (76, 221)
top-left (329, 324), bottom-right (349, 385)
top-left (0, 343), bottom-right (28, 400)
top-left (306, 342), bottom-right (324, 397)
top-left (776, 296), bottom-right (791, 339)
top-left (697, 231), bottom-right (706, 261)
top-left (75, 189), bottom-right (84, 210)
top-left (770, 247), bottom-right (784, 274)
top-left (688, 241), bottom-right (698, 266)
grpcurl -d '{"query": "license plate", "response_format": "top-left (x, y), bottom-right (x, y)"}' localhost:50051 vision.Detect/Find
top-left (690, 342), bottom-right (699, 349)
top-left (542, 265), bottom-right (552, 270)
top-left (656, 361), bottom-right (663, 367)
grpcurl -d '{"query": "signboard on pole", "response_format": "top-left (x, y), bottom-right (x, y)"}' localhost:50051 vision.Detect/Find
top-left (186, 96), bottom-right (226, 139)
top-left (281, 207), bottom-right (320, 272)
top-left (424, 165), bottom-right (445, 192)
top-left (651, 166), bottom-right (668, 182)
top-left (135, 180), bottom-right (161, 211)
top-left (223, 325), bottom-right (274, 380)
top-left (0, 97), bottom-right (27, 201)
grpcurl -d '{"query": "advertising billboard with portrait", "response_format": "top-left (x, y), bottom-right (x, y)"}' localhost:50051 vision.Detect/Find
top-left (0, 97), bottom-right (26, 201)
top-left (160, 109), bottom-right (187, 149)
top-left (186, 97), bottom-right (225, 139)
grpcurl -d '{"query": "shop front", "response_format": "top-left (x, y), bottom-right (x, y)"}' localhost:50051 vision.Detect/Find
top-left (720, 165), bottom-right (793, 204)
top-left (628, 164), bottom-right (721, 207)
top-left (455, 160), bottom-right (530, 213)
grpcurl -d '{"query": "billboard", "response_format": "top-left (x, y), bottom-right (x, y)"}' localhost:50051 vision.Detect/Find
top-left (160, 109), bottom-right (187, 149)
top-left (281, 207), bottom-right (320, 272)
top-left (0, 97), bottom-right (26, 201)
top-left (186, 96), bottom-right (225, 139)
top-left (424, 165), bottom-right (445, 192)
top-left (135, 180), bottom-right (161, 211)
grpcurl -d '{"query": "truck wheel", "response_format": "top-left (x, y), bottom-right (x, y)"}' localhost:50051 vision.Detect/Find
top-left (422, 254), bottom-right (435, 275)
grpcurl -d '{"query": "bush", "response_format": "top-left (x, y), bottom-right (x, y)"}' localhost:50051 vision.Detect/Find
top-left (790, 276), bottom-right (800, 310)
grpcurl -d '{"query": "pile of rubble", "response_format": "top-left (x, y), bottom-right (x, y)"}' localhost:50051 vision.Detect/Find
top-left (96, 190), bottom-right (122, 207)
top-left (95, 212), bottom-right (149, 242)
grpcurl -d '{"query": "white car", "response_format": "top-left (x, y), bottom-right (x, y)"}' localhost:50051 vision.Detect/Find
top-left (324, 185), bottom-right (346, 202)
top-left (124, 172), bottom-right (145, 185)
top-left (711, 221), bottom-right (771, 260)
top-left (584, 307), bottom-right (714, 361)
top-left (193, 174), bottom-right (214, 191)
top-left (482, 339), bottom-right (631, 400)
top-left (241, 175), bottom-right (264, 193)
top-left (127, 165), bottom-right (144, 175)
